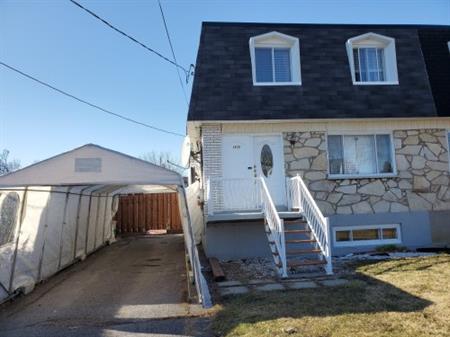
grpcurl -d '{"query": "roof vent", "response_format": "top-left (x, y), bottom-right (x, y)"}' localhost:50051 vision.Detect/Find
top-left (75, 158), bottom-right (102, 172)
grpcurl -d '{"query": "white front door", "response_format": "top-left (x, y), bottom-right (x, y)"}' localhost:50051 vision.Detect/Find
top-left (221, 134), bottom-right (286, 210)
top-left (221, 135), bottom-right (257, 211)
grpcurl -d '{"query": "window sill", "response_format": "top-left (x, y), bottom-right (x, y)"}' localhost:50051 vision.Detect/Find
top-left (353, 81), bottom-right (399, 86)
top-left (253, 81), bottom-right (302, 86)
top-left (327, 173), bottom-right (397, 180)
top-left (334, 238), bottom-right (401, 247)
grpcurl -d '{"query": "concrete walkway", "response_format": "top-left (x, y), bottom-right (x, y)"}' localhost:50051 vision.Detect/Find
top-left (0, 235), bottom-right (211, 337)
top-left (218, 278), bottom-right (350, 296)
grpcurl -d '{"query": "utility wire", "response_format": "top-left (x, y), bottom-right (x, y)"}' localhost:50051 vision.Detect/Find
top-left (69, 0), bottom-right (194, 83)
top-left (0, 62), bottom-right (185, 137)
top-left (158, 0), bottom-right (189, 106)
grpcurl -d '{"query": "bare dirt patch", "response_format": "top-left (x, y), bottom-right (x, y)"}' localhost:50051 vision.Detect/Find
top-left (220, 258), bottom-right (277, 282)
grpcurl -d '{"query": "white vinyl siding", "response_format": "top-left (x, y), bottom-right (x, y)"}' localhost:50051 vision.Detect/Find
top-left (334, 224), bottom-right (401, 247)
top-left (327, 134), bottom-right (395, 178)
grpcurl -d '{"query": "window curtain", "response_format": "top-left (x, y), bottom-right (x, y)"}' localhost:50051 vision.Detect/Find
top-left (376, 134), bottom-right (393, 173)
top-left (328, 135), bottom-right (344, 174)
top-left (357, 48), bottom-right (385, 82)
top-left (343, 135), bottom-right (377, 174)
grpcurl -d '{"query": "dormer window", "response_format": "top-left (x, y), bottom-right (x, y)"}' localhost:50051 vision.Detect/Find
top-left (255, 47), bottom-right (291, 82)
top-left (346, 32), bottom-right (399, 85)
top-left (249, 31), bottom-right (301, 86)
top-left (353, 47), bottom-right (385, 82)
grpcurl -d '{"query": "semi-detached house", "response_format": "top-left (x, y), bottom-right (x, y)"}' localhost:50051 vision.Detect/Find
top-left (186, 22), bottom-right (450, 277)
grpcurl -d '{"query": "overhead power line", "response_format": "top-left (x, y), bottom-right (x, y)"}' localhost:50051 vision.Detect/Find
top-left (69, 0), bottom-right (194, 83)
top-left (158, 0), bottom-right (189, 106)
top-left (0, 62), bottom-right (185, 137)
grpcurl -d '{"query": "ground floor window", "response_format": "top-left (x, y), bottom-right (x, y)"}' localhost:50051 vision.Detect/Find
top-left (334, 224), bottom-right (401, 247)
top-left (327, 133), bottom-right (395, 178)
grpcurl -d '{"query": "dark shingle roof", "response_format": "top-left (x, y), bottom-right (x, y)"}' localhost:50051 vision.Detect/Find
top-left (419, 28), bottom-right (450, 117)
top-left (188, 22), bottom-right (450, 121)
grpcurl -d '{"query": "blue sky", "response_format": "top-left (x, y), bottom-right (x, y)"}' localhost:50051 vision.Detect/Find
top-left (1, 0), bottom-right (449, 167)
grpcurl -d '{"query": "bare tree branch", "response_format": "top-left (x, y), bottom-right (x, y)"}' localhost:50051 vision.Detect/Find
top-left (0, 150), bottom-right (20, 176)
top-left (140, 151), bottom-right (184, 175)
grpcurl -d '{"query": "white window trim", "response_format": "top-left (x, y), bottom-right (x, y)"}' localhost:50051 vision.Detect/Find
top-left (334, 224), bottom-right (402, 247)
top-left (346, 32), bottom-right (399, 85)
top-left (353, 81), bottom-right (400, 86)
top-left (249, 31), bottom-right (301, 86)
top-left (326, 131), bottom-right (397, 179)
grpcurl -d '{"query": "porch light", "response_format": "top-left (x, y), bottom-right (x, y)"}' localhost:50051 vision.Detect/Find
top-left (288, 132), bottom-right (298, 148)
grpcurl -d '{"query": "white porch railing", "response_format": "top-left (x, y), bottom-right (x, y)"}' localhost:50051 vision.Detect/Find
top-left (259, 177), bottom-right (288, 278)
top-left (206, 178), bottom-right (261, 215)
top-left (288, 175), bottom-right (333, 274)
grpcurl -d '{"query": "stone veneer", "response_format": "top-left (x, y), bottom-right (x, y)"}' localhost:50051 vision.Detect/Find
top-left (284, 129), bottom-right (450, 216)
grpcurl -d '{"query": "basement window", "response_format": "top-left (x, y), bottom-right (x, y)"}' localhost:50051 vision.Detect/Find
top-left (334, 224), bottom-right (401, 247)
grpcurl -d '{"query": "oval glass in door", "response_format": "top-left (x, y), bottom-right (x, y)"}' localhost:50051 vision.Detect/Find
top-left (260, 144), bottom-right (273, 177)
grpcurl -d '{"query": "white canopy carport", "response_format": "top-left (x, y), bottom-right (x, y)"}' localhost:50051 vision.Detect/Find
top-left (0, 144), bottom-right (210, 307)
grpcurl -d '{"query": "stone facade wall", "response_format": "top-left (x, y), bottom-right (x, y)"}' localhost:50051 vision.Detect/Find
top-left (284, 129), bottom-right (450, 216)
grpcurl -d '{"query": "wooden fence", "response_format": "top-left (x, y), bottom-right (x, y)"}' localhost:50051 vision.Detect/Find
top-left (116, 193), bottom-right (182, 234)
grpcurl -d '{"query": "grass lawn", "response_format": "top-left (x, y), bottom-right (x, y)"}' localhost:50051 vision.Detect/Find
top-left (213, 255), bottom-right (450, 337)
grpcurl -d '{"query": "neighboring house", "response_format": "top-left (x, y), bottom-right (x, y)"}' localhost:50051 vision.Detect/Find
top-left (186, 22), bottom-right (450, 277)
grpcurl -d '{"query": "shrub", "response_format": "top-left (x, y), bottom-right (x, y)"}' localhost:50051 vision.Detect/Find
top-left (376, 244), bottom-right (408, 253)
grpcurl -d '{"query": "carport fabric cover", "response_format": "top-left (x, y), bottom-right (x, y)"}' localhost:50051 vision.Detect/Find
top-left (0, 185), bottom-right (117, 301)
top-left (0, 144), bottom-right (183, 187)
top-left (0, 144), bottom-right (184, 302)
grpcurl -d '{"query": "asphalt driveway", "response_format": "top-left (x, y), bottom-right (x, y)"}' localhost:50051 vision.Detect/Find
top-left (0, 234), bottom-right (211, 337)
